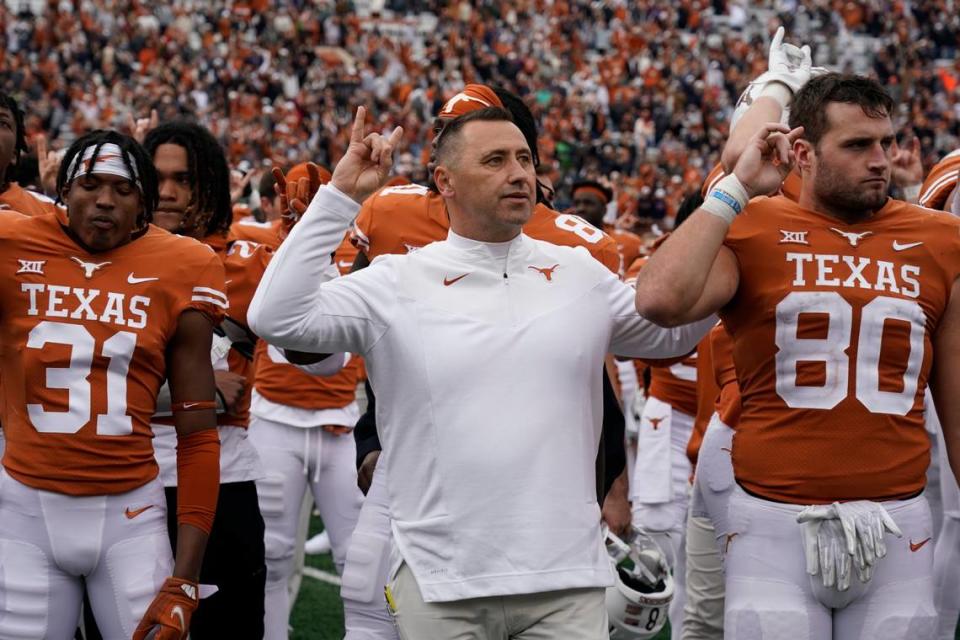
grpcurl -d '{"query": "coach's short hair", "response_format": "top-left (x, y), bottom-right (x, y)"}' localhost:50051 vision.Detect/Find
top-left (433, 107), bottom-right (518, 166)
top-left (789, 73), bottom-right (894, 147)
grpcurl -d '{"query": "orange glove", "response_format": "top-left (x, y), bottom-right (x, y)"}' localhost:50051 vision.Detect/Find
top-left (273, 162), bottom-right (330, 242)
top-left (132, 577), bottom-right (199, 640)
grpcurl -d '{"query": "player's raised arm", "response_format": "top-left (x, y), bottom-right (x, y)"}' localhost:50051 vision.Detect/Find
top-left (248, 107), bottom-right (403, 353)
top-left (722, 27), bottom-right (816, 172)
top-left (634, 123), bottom-right (802, 327)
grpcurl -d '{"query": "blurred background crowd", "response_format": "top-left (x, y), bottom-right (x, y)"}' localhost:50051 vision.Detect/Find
top-left (2, 0), bottom-right (959, 229)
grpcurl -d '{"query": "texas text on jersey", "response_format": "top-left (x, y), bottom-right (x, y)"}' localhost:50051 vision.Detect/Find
top-left (350, 183), bottom-right (623, 274)
top-left (0, 213), bottom-right (227, 495)
top-left (721, 195), bottom-right (960, 503)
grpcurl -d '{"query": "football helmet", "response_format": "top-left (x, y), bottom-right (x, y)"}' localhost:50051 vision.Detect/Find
top-left (605, 527), bottom-right (674, 639)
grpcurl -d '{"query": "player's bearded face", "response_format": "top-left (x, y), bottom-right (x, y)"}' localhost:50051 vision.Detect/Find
top-left (63, 173), bottom-right (142, 252)
top-left (809, 104), bottom-right (893, 221)
top-left (153, 143), bottom-right (202, 234)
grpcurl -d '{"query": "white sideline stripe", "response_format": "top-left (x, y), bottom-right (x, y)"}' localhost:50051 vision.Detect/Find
top-left (303, 566), bottom-right (342, 586)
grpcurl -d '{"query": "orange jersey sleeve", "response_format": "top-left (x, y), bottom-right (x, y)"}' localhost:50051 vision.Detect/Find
top-left (0, 218), bottom-right (227, 495)
top-left (523, 206), bottom-right (622, 274)
top-left (721, 196), bottom-right (960, 503)
top-left (0, 183), bottom-right (63, 217)
top-left (351, 184), bottom-right (448, 259)
top-left (918, 149), bottom-right (960, 211)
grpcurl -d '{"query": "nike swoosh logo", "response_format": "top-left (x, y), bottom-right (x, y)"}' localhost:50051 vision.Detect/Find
top-left (182, 402), bottom-right (199, 409)
top-left (124, 505), bottom-right (154, 519)
top-left (127, 273), bottom-right (159, 284)
top-left (892, 241), bottom-right (923, 251)
top-left (171, 605), bottom-right (185, 630)
top-left (443, 273), bottom-right (470, 286)
top-left (909, 537), bottom-right (932, 552)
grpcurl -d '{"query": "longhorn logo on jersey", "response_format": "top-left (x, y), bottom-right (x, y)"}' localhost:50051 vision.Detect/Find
top-left (830, 228), bottom-right (873, 247)
top-left (71, 257), bottom-right (111, 279)
top-left (528, 264), bottom-right (560, 281)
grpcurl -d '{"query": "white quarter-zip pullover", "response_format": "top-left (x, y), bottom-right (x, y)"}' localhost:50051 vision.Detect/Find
top-left (249, 185), bottom-right (714, 602)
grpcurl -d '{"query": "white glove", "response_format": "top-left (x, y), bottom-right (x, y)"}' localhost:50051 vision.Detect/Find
top-left (797, 501), bottom-right (902, 589)
top-left (800, 516), bottom-right (852, 591)
top-left (833, 500), bottom-right (903, 570)
top-left (756, 26), bottom-right (814, 95)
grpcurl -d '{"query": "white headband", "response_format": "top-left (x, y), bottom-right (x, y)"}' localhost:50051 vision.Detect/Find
top-left (65, 143), bottom-right (141, 190)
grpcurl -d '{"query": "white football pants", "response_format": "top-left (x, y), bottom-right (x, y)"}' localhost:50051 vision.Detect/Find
top-left (632, 398), bottom-right (694, 640)
top-left (249, 416), bottom-right (363, 640)
top-left (0, 470), bottom-right (172, 639)
top-left (683, 415), bottom-right (735, 640)
top-left (341, 466), bottom-right (401, 639)
top-left (724, 486), bottom-right (936, 640)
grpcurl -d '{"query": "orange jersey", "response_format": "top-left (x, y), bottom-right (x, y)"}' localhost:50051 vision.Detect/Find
top-left (605, 226), bottom-right (644, 272)
top-left (711, 325), bottom-right (741, 427)
top-left (722, 196), bottom-right (960, 503)
top-left (0, 183), bottom-right (62, 217)
top-left (252, 234), bottom-right (364, 411)
top-left (687, 335), bottom-right (717, 467)
top-left (230, 218), bottom-right (281, 249)
top-left (0, 214), bottom-right (227, 495)
top-left (351, 184), bottom-right (622, 274)
top-left (702, 162), bottom-right (802, 203)
top-left (918, 149), bottom-right (960, 211)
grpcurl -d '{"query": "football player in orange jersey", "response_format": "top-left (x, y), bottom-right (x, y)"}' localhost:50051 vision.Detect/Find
top-left (0, 129), bottom-right (223, 640)
top-left (141, 121), bottom-right (269, 639)
top-left (248, 233), bottom-right (366, 640)
top-left (570, 179), bottom-right (644, 271)
top-left (0, 93), bottom-right (62, 217)
top-left (636, 73), bottom-right (960, 638)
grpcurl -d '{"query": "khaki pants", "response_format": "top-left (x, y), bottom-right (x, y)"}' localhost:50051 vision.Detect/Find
top-left (682, 514), bottom-right (725, 639)
top-left (388, 563), bottom-right (608, 639)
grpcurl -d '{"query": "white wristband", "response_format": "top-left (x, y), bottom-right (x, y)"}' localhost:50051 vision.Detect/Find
top-left (702, 173), bottom-right (750, 224)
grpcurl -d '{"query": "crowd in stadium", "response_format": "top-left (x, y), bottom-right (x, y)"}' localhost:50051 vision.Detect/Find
top-left (4, 0), bottom-right (960, 226)
top-left (2, 1), bottom-right (960, 640)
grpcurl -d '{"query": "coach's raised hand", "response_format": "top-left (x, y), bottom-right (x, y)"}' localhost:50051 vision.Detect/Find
top-left (331, 106), bottom-right (403, 204)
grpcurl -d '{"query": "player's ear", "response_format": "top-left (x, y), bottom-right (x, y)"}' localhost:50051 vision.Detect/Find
top-left (794, 138), bottom-right (814, 172)
top-left (434, 165), bottom-right (455, 198)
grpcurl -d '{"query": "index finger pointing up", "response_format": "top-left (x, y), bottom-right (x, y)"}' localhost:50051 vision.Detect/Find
top-left (351, 106), bottom-right (367, 144)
